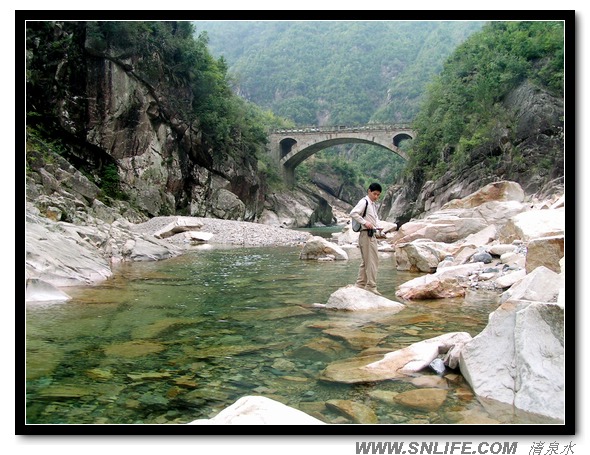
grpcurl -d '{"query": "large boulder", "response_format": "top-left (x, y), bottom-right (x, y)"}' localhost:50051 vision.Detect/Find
top-left (442, 181), bottom-right (525, 209)
top-left (299, 236), bottom-right (348, 261)
top-left (336, 223), bottom-right (360, 246)
top-left (209, 188), bottom-right (246, 220)
top-left (525, 235), bottom-right (564, 274)
top-left (469, 200), bottom-right (528, 226)
top-left (394, 240), bottom-right (457, 272)
top-left (187, 396), bottom-right (326, 425)
top-left (500, 266), bottom-right (564, 304)
top-left (396, 263), bottom-right (485, 300)
top-left (318, 285), bottom-right (405, 312)
top-left (389, 215), bottom-right (488, 245)
top-left (25, 217), bottom-right (113, 288)
top-left (459, 299), bottom-right (564, 421)
top-left (152, 217), bottom-right (204, 239)
top-left (25, 206), bottom-right (184, 296)
top-left (258, 189), bottom-right (316, 228)
top-left (499, 208), bottom-right (565, 243)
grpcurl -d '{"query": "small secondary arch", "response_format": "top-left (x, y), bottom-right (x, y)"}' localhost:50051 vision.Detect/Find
top-left (393, 132), bottom-right (413, 147)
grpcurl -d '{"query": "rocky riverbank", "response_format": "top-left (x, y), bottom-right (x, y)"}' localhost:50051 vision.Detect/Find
top-left (25, 179), bottom-right (567, 424)
top-left (25, 203), bottom-right (312, 301)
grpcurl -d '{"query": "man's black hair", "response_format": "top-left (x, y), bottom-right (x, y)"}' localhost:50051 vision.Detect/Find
top-left (368, 182), bottom-right (382, 192)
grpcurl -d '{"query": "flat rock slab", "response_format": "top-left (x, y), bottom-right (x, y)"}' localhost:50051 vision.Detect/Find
top-left (319, 332), bottom-right (472, 384)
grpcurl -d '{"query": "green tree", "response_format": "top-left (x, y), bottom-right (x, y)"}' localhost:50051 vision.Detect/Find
top-left (406, 20), bottom-right (564, 182)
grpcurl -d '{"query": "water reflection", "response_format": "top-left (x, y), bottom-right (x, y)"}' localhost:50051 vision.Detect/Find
top-left (25, 243), bottom-right (557, 425)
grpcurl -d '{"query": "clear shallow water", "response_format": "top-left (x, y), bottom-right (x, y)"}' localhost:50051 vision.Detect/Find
top-left (25, 240), bottom-right (559, 426)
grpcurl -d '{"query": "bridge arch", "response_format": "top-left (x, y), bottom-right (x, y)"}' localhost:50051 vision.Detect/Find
top-left (393, 133), bottom-right (413, 147)
top-left (269, 124), bottom-right (415, 187)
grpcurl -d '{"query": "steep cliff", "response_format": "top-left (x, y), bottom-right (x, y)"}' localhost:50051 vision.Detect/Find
top-left (26, 21), bottom-right (265, 222)
top-left (380, 79), bottom-right (564, 225)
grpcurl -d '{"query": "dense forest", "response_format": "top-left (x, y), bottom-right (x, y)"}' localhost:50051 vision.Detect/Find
top-left (194, 21), bottom-right (485, 125)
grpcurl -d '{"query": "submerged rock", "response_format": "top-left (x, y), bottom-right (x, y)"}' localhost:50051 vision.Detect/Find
top-left (325, 399), bottom-right (378, 424)
top-left (393, 388), bottom-right (448, 412)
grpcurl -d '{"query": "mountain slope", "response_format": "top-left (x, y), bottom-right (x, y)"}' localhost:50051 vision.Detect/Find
top-left (194, 20), bottom-right (485, 125)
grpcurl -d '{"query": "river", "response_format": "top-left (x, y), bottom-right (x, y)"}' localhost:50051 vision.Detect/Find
top-left (24, 229), bottom-right (558, 426)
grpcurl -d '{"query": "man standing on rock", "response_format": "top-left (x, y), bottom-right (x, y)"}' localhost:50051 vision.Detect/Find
top-left (350, 182), bottom-right (383, 295)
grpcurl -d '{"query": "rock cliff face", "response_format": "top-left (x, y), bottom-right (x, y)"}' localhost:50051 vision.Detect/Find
top-left (380, 80), bottom-right (564, 225)
top-left (27, 22), bottom-right (264, 222)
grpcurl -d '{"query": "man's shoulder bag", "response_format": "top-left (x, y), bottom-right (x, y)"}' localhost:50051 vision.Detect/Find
top-left (351, 200), bottom-right (368, 232)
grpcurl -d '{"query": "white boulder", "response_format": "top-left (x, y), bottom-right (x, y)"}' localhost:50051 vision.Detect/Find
top-left (188, 396), bottom-right (326, 425)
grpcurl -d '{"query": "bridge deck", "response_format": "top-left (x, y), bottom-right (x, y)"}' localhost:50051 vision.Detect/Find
top-left (271, 123), bottom-right (412, 135)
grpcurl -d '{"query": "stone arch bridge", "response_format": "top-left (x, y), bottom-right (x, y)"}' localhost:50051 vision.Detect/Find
top-left (268, 124), bottom-right (415, 187)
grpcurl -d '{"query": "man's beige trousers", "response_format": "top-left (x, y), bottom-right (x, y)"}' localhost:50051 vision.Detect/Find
top-left (355, 230), bottom-right (379, 292)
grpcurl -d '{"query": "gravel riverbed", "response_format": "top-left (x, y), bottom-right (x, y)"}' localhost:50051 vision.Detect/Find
top-left (131, 216), bottom-right (314, 248)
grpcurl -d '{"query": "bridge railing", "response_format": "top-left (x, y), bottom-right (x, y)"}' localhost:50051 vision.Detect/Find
top-left (271, 123), bottom-right (413, 134)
